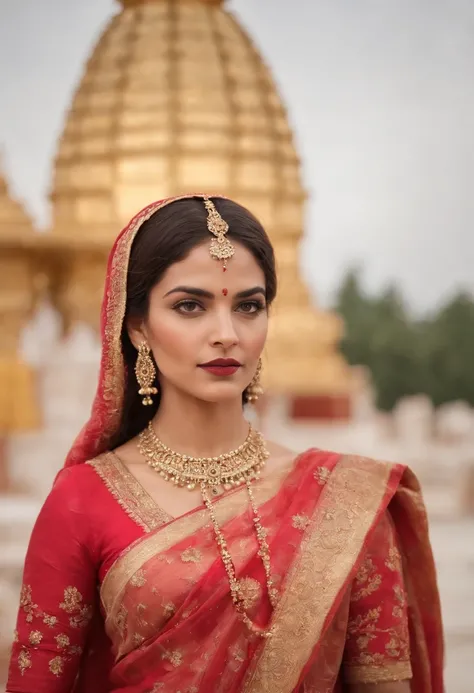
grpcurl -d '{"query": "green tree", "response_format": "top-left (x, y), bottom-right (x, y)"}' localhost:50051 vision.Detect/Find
top-left (335, 270), bottom-right (428, 411)
top-left (422, 292), bottom-right (474, 406)
top-left (368, 287), bottom-right (423, 410)
top-left (335, 267), bottom-right (375, 366)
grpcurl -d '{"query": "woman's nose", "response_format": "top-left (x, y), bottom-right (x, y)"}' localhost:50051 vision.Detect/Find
top-left (210, 312), bottom-right (239, 349)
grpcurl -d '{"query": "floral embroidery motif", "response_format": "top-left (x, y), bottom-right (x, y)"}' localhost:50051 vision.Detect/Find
top-left (55, 634), bottom-right (70, 650)
top-left (28, 630), bottom-right (43, 646)
top-left (237, 577), bottom-right (262, 610)
top-left (292, 514), bottom-right (310, 531)
top-left (116, 604), bottom-right (128, 635)
top-left (344, 513), bottom-right (412, 682)
top-left (49, 655), bottom-right (65, 676)
top-left (180, 547), bottom-right (202, 563)
top-left (43, 614), bottom-right (58, 627)
top-left (351, 559), bottom-right (382, 602)
top-left (20, 584), bottom-right (57, 627)
top-left (314, 466), bottom-right (331, 485)
top-left (60, 586), bottom-right (93, 628)
top-left (162, 648), bottom-right (183, 667)
top-left (385, 546), bottom-right (401, 571)
top-left (13, 629), bottom-right (19, 643)
top-left (16, 585), bottom-right (88, 679)
top-left (18, 648), bottom-right (32, 675)
top-left (20, 585), bottom-right (36, 623)
top-left (133, 632), bottom-right (145, 646)
top-left (163, 601), bottom-right (176, 618)
top-left (130, 569), bottom-right (147, 587)
top-left (229, 642), bottom-right (247, 672)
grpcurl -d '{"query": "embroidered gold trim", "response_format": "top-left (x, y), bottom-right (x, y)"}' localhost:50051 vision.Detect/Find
top-left (88, 453), bottom-right (172, 532)
top-left (344, 660), bottom-right (413, 683)
top-left (242, 455), bottom-right (394, 693)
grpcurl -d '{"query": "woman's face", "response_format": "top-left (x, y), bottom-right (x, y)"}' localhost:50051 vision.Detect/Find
top-left (131, 240), bottom-right (268, 404)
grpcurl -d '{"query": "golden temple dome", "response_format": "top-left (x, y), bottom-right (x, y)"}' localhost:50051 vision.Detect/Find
top-left (51, 0), bottom-right (304, 238)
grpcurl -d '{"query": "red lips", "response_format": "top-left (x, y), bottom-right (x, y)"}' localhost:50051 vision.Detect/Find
top-left (200, 359), bottom-right (241, 367)
top-left (199, 358), bottom-right (242, 377)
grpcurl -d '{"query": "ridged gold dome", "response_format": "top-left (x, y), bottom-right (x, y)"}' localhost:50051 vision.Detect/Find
top-left (51, 0), bottom-right (304, 237)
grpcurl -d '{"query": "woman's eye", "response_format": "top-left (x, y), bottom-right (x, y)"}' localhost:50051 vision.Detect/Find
top-left (175, 300), bottom-right (203, 313)
top-left (238, 301), bottom-right (264, 314)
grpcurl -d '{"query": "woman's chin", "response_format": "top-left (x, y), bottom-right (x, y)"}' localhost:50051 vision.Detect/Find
top-left (195, 383), bottom-right (246, 404)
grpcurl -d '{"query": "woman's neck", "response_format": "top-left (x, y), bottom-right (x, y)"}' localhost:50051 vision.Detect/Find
top-left (151, 390), bottom-right (250, 458)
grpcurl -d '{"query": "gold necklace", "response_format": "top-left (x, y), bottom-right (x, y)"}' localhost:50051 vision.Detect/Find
top-left (137, 422), bottom-right (277, 638)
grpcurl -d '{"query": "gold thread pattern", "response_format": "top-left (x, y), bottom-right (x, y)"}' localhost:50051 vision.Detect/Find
top-left (292, 514), bottom-right (310, 531)
top-left (20, 584), bottom-right (57, 627)
top-left (344, 660), bottom-right (413, 684)
top-left (181, 547), bottom-right (203, 564)
top-left (48, 655), bottom-right (65, 677)
top-left (28, 631), bottom-right (43, 646)
top-left (130, 569), bottom-right (147, 587)
top-left (18, 649), bottom-right (32, 675)
top-left (88, 453), bottom-right (172, 531)
top-left (60, 587), bottom-right (93, 628)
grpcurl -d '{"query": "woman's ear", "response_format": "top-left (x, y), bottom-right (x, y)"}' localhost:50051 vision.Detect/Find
top-left (126, 317), bottom-right (147, 351)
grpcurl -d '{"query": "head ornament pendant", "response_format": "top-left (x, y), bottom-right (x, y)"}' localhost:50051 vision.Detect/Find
top-left (203, 196), bottom-right (235, 269)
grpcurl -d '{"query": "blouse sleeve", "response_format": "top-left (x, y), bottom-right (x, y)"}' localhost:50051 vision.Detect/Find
top-left (342, 510), bottom-right (412, 685)
top-left (7, 466), bottom-right (97, 693)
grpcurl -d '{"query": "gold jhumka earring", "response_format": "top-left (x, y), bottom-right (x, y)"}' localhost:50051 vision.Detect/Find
top-left (136, 198), bottom-right (277, 639)
top-left (135, 342), bottom-right (158, 406)
top-left (246, 358), bottom-right (264, 404)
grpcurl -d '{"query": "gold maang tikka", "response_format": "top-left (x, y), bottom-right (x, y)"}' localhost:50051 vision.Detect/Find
top-left (203, 196), bottom-right (235, 271)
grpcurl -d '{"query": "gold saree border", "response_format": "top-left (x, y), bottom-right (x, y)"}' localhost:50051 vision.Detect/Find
top-left (344, 661), bottom-right (413, 684)
top-left (100, 458), bottom-right (296, 615)
top-left (242, 455), bottom-right (396, 693)
top-left (88, 453), bottom-right (172, 532)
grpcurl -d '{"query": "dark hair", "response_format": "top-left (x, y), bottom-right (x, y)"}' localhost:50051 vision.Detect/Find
top-left (109, 197), bottom-right (277, 449)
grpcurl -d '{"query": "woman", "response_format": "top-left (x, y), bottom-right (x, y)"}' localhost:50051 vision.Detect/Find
top-left (7, 195), bottom-right (444, 693)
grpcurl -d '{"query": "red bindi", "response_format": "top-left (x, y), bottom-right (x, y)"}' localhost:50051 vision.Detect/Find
top-left (222, 288), bottom-right (228, 296)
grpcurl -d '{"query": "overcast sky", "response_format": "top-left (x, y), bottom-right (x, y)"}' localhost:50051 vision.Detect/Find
top-left (1, 0), bottom-right (473, 314)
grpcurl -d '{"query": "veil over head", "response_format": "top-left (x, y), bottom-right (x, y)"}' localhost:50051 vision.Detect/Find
top-left (64, 193), bottom-right (227, 467)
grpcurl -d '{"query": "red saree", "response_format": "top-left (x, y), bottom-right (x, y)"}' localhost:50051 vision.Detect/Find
top-left (7, 196), bottom-right (444, 692)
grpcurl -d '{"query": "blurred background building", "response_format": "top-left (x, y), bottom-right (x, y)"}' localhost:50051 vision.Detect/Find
top-left (1, 1), bottom-right (473, 691)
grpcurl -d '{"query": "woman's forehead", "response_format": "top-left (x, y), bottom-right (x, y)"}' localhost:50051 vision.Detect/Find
top-left (156, 242), bottom-right (265, 290)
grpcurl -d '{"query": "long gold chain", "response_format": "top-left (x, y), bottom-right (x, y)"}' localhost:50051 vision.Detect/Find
top-left (137, 423), bottom-right (277, 638)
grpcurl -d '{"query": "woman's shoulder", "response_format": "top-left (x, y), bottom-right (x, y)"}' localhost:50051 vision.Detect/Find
top-left (50, 454), bottom-right (113, 506)
top-left (296, 447), bottom-right (407, 482)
